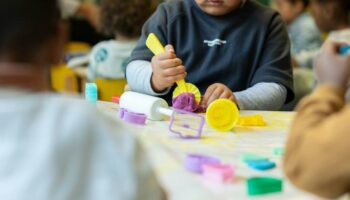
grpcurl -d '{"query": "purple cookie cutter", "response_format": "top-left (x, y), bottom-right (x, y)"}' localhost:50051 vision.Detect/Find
top-left (184, 154), bottom-right (221, 174)
top-left (119, 108), bottom-right (147, 125)
top-left (169, 108), bottom-right (205, 139)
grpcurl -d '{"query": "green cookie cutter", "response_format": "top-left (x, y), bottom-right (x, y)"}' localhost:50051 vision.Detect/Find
top-left (247, 177), bottom-right (283, 196)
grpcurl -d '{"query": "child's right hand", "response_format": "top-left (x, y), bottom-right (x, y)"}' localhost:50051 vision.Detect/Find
top-left (314, 41), bottom-right (350, 89)
top-left (151, 45), bottom-right (186, 92)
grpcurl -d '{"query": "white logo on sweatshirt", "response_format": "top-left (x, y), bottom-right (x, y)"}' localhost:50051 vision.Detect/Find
top-left (204, 39), bottom-right (227, 47)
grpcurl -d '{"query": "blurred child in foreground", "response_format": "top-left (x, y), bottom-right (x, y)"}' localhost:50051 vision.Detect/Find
top-left (0, 0), bottom-right (164, 199)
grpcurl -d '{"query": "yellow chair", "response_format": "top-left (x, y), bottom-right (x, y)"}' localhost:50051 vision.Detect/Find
top-left (65, 42), bottom-right (91, 53)
top-left (51, 64), bottom-right (80, 93)
top-left (94, 79), bottom-right (127, 101)
top-left (50, 42), bottom-right (91, 93)
top-left (51, 42), bottom-right (128, 99)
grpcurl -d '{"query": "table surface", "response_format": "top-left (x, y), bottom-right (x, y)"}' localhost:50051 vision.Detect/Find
top-left (97, 101), bottom-right (322, 200)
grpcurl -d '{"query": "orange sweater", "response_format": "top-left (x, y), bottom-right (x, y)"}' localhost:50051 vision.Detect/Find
top-left (284, 84), bottom-right (350, 199)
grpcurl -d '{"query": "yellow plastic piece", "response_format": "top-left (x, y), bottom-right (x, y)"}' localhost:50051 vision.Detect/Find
top-left (206, 99), bottom-right (239, 132)
top-left (94, 79), bottom-right (127, 101)
top-left (173, 83), bottom-right (201, 103)
top-left (238, 115), bottom-right (266, 126)
top-left (50, 64), bottom-right (79, 93)
top-left (65, 42), bottom-right (91, 53)
top-left (145, 33), bottom-right (165, 55)
top-left (50, 42), bottom-right (91, 93)
top-left (145, 33), bottom-right (201, 103)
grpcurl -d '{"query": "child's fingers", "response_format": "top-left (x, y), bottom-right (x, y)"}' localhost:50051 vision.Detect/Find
top-left (202, 92), bottom-right (212, 107)
top-left (158, 58), bottom-right (183, 69)
top-left (162, 65), bottom-right (186, 76)
top-left (219, 90), bottom-right (233, 99)
top-left (205, 87), bottom-right (235, 105)
top-left (323, 40), bottom-right (346, 54)
top-left (203, 85), bottom-right (219, 106)
top-left (223, 92), bottom-right (237, 104)
top-left (229, 95), bottom-right (236, 103)
top-left (164, 73), bottom-right (186, 84)
top-left (203, 84), bottom-right (216, 99)
top-left (165, 44), bottom-right (175, 53)
top-left (156, 51), bottom-right (176, 60)
top-left (207, 87), bottom-right (224, 105)
top-left (200, 97), bottom-right (207, 108)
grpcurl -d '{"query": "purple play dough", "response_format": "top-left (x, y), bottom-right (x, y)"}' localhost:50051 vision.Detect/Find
top-left (172, 93), bottom-right (205, 113)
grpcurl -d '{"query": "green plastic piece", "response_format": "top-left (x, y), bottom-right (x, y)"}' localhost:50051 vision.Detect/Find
top-left (247, 177), bottom-right (283, 196)
top-left (240, 153), bottom-right (268, 163)
top-left (272, 147), bottom-right (285, 156)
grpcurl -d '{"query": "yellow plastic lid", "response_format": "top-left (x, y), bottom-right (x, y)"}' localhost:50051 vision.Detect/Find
top-left (206, 99), bottom-right (239, 132)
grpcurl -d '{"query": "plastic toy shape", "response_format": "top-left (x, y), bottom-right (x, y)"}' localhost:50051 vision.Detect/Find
top-left (272, 147), bottom-right (285, 156)
top-left (247, 177), bottom-right (283, 196)
top-left (246, 160), bottom-right (276, 171)
top-left (169, 109), bottom-right (205, 139)
top-left (206, 99), bottom-right (239, 131)
top-left (238, 115), bottom-right (266, 126)
top-left (203, 163), bottom-right (234, 183)
top-left (184, 154), bottom-right (220, 173)
top-left (240, 153), bottom-right (268, 163)
top-left (119, 108), bottom-right (147, 125)
top-left (85, 83), bottom-right (98, 104)
top-left (339, 45), bottom-right (350, 55)
top-left (120, 91), bottom-right (205, 139)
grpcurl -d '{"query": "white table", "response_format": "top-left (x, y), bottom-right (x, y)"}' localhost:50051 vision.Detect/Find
top-left (97, 101), bottom-right (323, 200)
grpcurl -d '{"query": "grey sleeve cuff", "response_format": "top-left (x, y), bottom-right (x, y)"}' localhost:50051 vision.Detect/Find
top-left (234, 82), bottom-right (287, 111)
top-left (126, 60), bottom-right (171, 96)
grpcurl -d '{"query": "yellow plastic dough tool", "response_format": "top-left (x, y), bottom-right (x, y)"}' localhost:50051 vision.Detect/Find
top-left (206, 99), bottom-right (239, 132)
top-left (146, 33), bottom-right (201, 104)
top-left (238, 115), bottom-right (266, 126)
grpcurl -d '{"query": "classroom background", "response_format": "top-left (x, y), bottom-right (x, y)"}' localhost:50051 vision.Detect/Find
top-left (3, 0), bottom-right (350, 199)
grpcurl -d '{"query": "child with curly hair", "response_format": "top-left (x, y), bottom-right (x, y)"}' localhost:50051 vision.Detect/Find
top-left (69, 0), bottom-right (157, 81)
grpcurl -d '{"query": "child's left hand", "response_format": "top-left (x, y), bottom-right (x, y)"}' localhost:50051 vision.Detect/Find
top-left (201, 83), bottom-right (237, 108)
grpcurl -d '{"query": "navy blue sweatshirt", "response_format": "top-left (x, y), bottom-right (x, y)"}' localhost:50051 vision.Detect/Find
top-left (128, 0), bottom-right (294, 104)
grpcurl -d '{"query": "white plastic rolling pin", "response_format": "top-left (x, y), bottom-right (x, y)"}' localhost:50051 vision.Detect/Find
top-left (119, 91), bottom-right (173, 121)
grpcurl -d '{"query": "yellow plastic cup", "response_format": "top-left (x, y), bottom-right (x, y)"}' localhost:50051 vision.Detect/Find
top-left (206, 99), bottom-right (239, 132)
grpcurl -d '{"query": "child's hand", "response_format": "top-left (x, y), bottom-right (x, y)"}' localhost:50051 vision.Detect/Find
top-left (201, 83), bottom-right (237, 108)
top-left (314, 41), bottom-right (350, 89)
top-left (151, 45), bottom-right (186, 92)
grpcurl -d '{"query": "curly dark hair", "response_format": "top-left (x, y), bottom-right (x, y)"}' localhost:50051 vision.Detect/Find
top-left (286, 0), bottom-right (309, 7)
top-left (313, 0), bottom-right (350, 22)
top-left (101, 0), bottom-right (157, 38)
